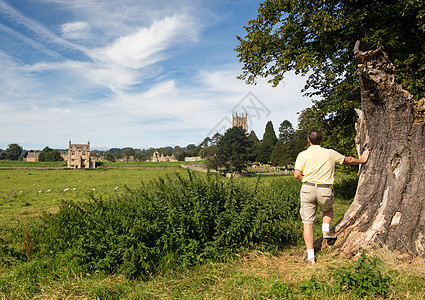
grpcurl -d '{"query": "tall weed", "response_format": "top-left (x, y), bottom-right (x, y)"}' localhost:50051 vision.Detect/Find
top-left (34, 171), bottom-right (301, 279)
top-left (332, 250), bottom-right (391, 297)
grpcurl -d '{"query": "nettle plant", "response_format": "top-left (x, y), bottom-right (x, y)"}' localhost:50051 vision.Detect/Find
top-left (34, 171), bottom-right (301, 279)
top-left (299, 250), bottom-right (392, 298)
top-left (332, 250), bottom-right (392, 298)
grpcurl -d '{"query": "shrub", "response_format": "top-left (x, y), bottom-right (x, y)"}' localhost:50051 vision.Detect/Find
top-left (34, 171), bottom-right (301, 279)
top-left (332, 250), bottom-right (392, 298)
top-left (333, 176), bottom-right (358, 200)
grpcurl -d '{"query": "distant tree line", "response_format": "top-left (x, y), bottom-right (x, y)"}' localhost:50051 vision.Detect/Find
top-left (39, 147), bottom-right (64, 162)
top-left (1, 120), bottom-right (305, 170)
top-left (200, 119), bottom-right (308, 174)
top-left (97, 144), bottom-right (202, 163)
top-left (0, 144), bottom-right (64, 162)
top-left (0, 143), bottom-right (204, 163)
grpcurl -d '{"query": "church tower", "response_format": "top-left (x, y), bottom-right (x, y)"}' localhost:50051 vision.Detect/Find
top-left (232, 113), bottom-right (248, 134)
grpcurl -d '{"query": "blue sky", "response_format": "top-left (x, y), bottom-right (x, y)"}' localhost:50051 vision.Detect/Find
top-left (0, 0), bottom-right (311, 150)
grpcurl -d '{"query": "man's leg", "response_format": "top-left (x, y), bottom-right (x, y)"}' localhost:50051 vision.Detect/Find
top-left (322, 207), bottom-right (336, 238)
top-left (318, 187), bottom-right (336, 238)
top-left (300, 184), bottom-right (317, 263)
top-left (303, 223), bottom-right (314, 250)
top-left (322, 207), bottom-right (333, 227)
top-left (303, 223), bottom-right (315, 262)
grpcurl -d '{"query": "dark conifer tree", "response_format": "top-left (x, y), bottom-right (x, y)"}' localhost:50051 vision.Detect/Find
top-left (257, 121), bottom-right (277, 163)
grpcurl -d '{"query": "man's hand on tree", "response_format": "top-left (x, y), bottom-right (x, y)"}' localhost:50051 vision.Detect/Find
top-left (360, 149), bottom-right (370, 164)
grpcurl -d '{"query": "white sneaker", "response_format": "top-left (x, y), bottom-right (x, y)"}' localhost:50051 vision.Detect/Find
top-left (323, 231), bottom-right (337, 239)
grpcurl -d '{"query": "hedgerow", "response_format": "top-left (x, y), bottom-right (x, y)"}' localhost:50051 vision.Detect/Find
top-left (34, 171), bottom-right (301, 279)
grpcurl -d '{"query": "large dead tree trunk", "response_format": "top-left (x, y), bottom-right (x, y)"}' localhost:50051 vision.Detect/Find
top-left (333, 45), bottom-right (425, 258)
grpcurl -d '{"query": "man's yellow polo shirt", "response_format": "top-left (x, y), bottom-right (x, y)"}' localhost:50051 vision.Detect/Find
top-left (294, 145), bottom-right (345, 185)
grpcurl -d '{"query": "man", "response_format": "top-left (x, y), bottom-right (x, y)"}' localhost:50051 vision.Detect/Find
top-left (294, 130), bottom-right (369, 264)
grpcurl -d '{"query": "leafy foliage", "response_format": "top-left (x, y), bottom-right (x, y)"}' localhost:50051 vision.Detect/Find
top-left (299, 275), bottom-right (330, 297)
top-left (332, 250), bottom-right (392, 298)
top-left (38, 147), bottom-right (63, 162)
top-left (236, 0), bottom-right (425, 154)
top-left (298, 250), bottom-right (392, 298)
top-left (270, 139), bottom-right (292, 167)
top-left (278, 120), bottom-right (294, 144)
top-left (247, 131), bottom-right (261, 162)
top-left (271, 120), bottom-right (297, 166)
top-left (333, 176), bottom-right (358, 200)
top-left (103, 152), bottom-right (116, 162)
top-left (270, 281), bottom-right (296, 299)
top-left (122, 148), bottom-right (135, 163)
top-left (34, 171), bottom-right (301, 279)
top-left (216, 126), bottom-right (250, 173)
top-left (257, 121), bottom-right (277, 163)
top-left (199, 133), bottom-right (221, 169)
top-left (4, 144), bottom-right (23, 161)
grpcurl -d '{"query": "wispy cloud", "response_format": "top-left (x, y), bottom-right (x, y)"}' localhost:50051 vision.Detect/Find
top-left (61, 21), bottom-right (90, 40)
top-left (89, 14), bottom-right (198, 69)
top-left (0, 23), bottom-right (62, 58)
top-left (0, 0), bottom-right (311, 150)
top-left (23, 14), bottom-right (200, 94)
top-left (0, 0), bottom-right (87, 54)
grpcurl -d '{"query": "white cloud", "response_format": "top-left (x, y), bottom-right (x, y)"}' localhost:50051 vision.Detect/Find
top-left (61, 22), bottom-right (90, 40)
top-left (0, 0), bottom-right (87, 54)
top-left (89, 14), bottom-right (198, 69)
top-left (0, 65), bottom-right (311, 149)
top-left (23, 14), bottom-right (199, 94)
top-left (0, 1), bottom-right (314, 150)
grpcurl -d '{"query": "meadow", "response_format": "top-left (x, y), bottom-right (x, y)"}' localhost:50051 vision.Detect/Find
top-left (0, 164), bottom-right (424, 299)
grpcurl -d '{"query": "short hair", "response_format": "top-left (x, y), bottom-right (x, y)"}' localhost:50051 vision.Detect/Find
top-left (308, 130), bottom-right (322, 145)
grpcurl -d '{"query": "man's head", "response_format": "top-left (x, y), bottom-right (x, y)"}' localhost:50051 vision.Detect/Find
top-left (308, 130), bottom-right (322, 145)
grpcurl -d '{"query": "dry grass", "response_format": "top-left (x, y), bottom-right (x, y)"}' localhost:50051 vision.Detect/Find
top-left (1, 247), bottom-right (425, 299)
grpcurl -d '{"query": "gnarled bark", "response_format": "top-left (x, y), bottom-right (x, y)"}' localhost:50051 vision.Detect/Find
top-left (333, 46), bottom-right (425, 258)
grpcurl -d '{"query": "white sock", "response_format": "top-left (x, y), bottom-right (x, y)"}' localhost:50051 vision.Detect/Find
top-left (307, 248), bottom-right (315, 259)
top-left (322, 223), bottom-right (330, 232)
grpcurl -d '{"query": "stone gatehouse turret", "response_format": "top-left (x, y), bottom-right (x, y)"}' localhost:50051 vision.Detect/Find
top-left (232, 113), bottom-right (248, 134)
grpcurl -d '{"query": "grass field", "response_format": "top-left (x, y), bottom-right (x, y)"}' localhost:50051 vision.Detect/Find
top-left (0, 167), bottom-right (192, 229)
top-left (0, 165), bottom-right (424, 299)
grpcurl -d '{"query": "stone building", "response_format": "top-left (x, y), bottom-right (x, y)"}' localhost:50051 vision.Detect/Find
top-left (66, 141), bottom-right (96, 169)
top-left (24, 150), bottom-right (40, 162)
top-left (151, 151), bottom-right (177, 162)
top-left (184, 156), bottom-right (203, 162)
top-left (232, 113), bottom-right (248, 134)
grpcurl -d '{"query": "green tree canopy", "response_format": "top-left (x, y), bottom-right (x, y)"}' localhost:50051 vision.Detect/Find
top-left (216, 126), bottom-right (250, 173)
top-left (278, 120), bottom-right (294, 144)
top-left (236, 0), bottom-right (425, 154)
top-left (271, 139), bottom-right (292, 167)
top-left (257, 121), bottom-right (277, 163)
top-left (4, 143), bottom-right (23, 161)
top-left (134, 151), bottom-right (145, 162)
top-left (39, 146), bottom-right (64, 162)
top-left (271, 120), bottom-right (296, 166)
top-left (123, 148), bottom-right (136, 163)
top-left (200, 133), bottom-right (222, 168)
top-left (247, 130), bottom-right (261, 162)
top-left (292, 129), bottom-right (308, 158)
top-left (104, 152), bottom-right (116, 162)
top-left (113, 152), bottom-right (123, 160)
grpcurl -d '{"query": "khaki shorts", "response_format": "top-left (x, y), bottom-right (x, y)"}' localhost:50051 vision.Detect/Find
top-left (300, 183), bottom-right (334, 224)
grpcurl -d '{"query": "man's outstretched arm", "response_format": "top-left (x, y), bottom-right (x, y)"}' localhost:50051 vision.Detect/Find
top-left (344, 149), bottom-right (369, 165)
